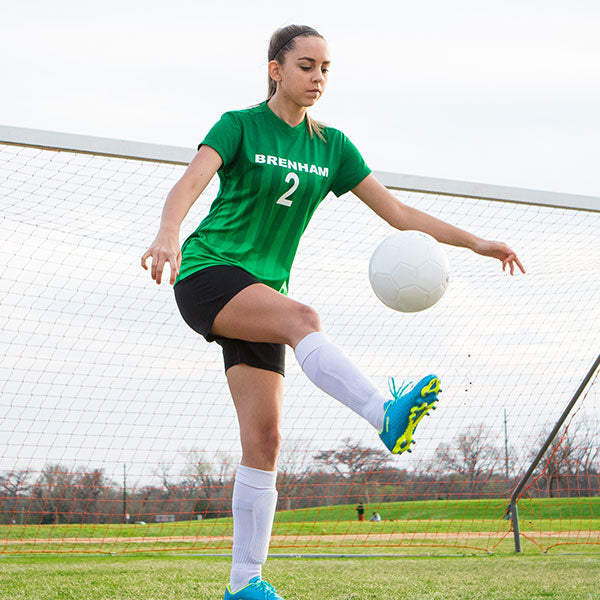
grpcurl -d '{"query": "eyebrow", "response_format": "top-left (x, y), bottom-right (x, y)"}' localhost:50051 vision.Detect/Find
top-left (296, 57), bottom-right (331, 64)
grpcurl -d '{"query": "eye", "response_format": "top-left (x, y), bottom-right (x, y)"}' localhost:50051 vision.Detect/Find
top-left (300, 66), bottom-right (311, 71)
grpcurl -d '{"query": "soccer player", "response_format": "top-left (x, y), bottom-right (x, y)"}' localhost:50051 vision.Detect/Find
top-left (141, 24), bottom-right (524, 600)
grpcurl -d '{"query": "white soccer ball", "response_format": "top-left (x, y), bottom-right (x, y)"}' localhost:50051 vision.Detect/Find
top-left (369, 230), bottom-right (450, 312)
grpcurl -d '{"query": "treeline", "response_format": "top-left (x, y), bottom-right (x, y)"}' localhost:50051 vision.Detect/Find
top-left (1, 423), bottom-right (597, 525)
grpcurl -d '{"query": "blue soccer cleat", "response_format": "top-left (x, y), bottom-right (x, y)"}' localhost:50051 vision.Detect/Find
top-left (379, 374), bottom-right (441, 454)
top-left (224, 576), bottom-right (285, 600)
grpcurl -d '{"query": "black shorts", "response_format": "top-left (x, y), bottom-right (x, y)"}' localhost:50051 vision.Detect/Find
top-left (173, 265), bottom-right (285, 375)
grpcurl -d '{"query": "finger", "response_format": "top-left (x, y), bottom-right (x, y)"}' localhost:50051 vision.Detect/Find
top-left (151, 256), bottom-right (163, 283)
top-left (515, 256), bottom-right (526, 274)
top-left (141, 250), bottom-right (150, 270)
top-left (154, 259), bottom-right (165, 285)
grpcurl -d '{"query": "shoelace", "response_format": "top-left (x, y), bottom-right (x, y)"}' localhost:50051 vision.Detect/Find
top-left (388, 377), bottom-right (412, 400)
top-left (253, 579), bottom-right (280, 599)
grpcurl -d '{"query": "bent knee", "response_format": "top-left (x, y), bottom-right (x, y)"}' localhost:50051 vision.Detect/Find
top-left (287, 303), bottom-right (321, 345)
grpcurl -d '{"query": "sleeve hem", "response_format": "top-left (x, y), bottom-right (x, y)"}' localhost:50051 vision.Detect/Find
top-left (331, 168), bottom-right (372, 197)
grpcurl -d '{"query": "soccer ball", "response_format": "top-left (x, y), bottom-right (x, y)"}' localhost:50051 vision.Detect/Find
top-left (369, 230), bottom-right (450, 312)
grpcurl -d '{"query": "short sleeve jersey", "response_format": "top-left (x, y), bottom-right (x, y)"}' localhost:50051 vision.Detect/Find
top-left (177, 101), bottom-right (371, 293)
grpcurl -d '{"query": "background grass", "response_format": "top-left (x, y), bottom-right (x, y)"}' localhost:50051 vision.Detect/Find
top-left (1, 497), bottom-right (598, 556)
top-left (3, 497), bottom-right (599, 539)
top-left (1, 554), bottom-right (599, 600)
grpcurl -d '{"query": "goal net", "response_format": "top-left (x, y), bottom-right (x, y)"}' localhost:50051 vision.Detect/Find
top-left (0, 130), bottom-right (598, 555)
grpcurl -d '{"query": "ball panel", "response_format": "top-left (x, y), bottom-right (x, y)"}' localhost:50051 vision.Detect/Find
top-left (368, 272), bottom-right (400, 309)
top-left (368, 230), bottom-right (450, 313)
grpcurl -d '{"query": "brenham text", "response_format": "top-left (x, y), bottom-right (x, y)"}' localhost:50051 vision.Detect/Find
top-left (255, 154), bottom-right (329, 177)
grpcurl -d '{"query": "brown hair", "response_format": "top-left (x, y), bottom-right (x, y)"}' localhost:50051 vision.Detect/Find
top-left (267, 25), bottom-right (327, 141)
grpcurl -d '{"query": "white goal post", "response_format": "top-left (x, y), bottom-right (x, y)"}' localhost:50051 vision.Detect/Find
top-left (1, 124), bottom-right (598, 211)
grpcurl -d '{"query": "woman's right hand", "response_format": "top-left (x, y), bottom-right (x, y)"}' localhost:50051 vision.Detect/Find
top-left (141, 231), bottom-right (182, 285)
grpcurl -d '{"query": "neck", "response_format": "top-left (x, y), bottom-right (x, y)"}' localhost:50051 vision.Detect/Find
top-left (267, 93), bottom-right (307, 127)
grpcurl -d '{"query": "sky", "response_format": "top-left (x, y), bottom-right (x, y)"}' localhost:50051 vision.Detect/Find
top-left (2, 0), bottom-right (600, 198)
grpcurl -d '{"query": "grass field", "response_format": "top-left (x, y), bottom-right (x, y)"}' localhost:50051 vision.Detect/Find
top-left (1, 498), bottom-right (598, 599)
top-left (1, 554), bottom-right (599, 600)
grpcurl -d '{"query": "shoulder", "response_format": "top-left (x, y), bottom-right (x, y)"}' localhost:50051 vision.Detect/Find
top-left (218, 103), bottom-right (269, 124)
top-left (316, 122), bottom-right (357, 148)
top-left (320, 123), bottom-right (345, 138)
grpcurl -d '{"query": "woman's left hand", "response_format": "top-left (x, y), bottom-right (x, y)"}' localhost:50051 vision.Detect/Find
top-left (474, 239), bottom-right (526, 275)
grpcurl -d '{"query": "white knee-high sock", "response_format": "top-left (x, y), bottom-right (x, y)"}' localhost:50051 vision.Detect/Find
top-left (230, 465), bottom-right (278, 593)
top-left (294, 331), bottom-right (386, 430)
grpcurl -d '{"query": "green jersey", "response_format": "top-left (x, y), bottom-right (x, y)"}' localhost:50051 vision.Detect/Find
top-left (177, 101), bottom-right (371, 293)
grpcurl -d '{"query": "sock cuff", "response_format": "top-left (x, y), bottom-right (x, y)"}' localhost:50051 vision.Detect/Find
top-left (236, 464), bottom-right (277, 489)
top-left (294, 331), bottom-right (329, 366)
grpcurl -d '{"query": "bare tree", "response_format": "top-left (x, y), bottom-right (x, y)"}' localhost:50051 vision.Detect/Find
top-left (535, 419), bottom-right (600, 498)
top-left (313, 437), bottom-right (392, 503)
top-left (277, 439), bottom-right (313, 510)
top-left (0, 470), bottom-right (29, 524)
top-left (434, 424), bottom-right (502, 497)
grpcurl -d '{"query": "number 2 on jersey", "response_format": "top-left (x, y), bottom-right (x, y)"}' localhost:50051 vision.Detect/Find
top-left (276, 172), bottom-right (299, 207)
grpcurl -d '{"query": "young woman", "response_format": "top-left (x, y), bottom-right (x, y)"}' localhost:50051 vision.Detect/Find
top-left (142, 24), bottom-right (524, 600)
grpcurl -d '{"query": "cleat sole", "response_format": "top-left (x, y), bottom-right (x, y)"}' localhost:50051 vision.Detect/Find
top-left (391, 397), bottom-right (439, 454)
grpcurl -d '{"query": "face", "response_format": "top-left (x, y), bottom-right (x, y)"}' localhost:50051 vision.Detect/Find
top-left (270, 36), bottom-right (331, 107)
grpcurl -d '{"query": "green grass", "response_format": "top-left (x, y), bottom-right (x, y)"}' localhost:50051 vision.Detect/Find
top-left (275, 497), bottom-right (600, 523)
top-left (1, 497), bottom-right (598, 598)
top-left (1, 554), bottom-right (599, 600)
top-left (3, 497), bottom-right (598, 539)
top-left (1, 497), bottom-right (597, 556)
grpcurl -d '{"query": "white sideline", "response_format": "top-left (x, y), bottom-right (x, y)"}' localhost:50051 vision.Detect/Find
top-left (1, 124), bottom-right (599, 212)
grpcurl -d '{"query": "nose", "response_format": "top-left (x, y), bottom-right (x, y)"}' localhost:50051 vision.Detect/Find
top-left (312, 70), bottom-right (323, 83)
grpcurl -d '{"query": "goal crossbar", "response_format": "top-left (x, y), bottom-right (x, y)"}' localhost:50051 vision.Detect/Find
top-left (1, 124), bottom-right (599, 212)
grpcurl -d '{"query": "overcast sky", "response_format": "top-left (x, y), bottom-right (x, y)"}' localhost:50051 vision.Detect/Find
top-left (2, 0), bottom-right (600, 197)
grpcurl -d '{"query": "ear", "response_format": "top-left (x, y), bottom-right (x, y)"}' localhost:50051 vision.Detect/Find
top-left (268, 60), bottom-right (282, 82)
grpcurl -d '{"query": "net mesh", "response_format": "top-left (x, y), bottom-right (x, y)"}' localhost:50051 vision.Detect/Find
top-left (0, 141), bottom-right (598, 555)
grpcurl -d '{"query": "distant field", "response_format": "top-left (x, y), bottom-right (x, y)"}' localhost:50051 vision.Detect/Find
top-left (1, 497), bottom-right (598, 556)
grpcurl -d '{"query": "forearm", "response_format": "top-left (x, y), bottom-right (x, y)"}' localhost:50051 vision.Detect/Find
top-left (157, 179), bottom-right (200, 237)
top-left (353, 174), bottom-right (483, 251)
top-left (390, 202), bottom-right (483, 252)
top-left (353, 174), bottom-right (524, 273)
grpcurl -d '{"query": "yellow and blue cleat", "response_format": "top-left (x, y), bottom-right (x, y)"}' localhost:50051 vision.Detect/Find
top-left (379, 375), bottom-right (440, 454)
top-left (224, 576), bottom-right (285, 600)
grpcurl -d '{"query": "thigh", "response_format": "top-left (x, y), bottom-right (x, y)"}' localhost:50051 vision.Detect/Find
top-left (173, 265), bottom-right (259, 342)
top-left (211, 282), bottom-right (320, 347)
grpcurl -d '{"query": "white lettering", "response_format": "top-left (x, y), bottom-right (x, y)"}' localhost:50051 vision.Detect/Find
top-left (254, 153), bottom-right (328, 178)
